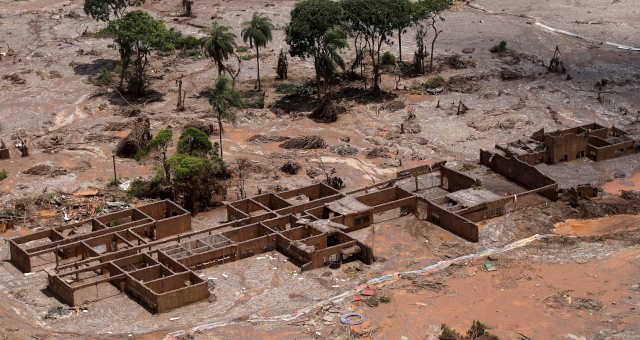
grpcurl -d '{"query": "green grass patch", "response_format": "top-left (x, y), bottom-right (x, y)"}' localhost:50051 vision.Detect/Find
top-left (489, 40), bottom-right (507, 53)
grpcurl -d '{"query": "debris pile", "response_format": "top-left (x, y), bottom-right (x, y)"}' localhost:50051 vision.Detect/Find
top-left (309, 97), bottom-right (346, 123)
top-left (279, 136), bottom-right (326, 149)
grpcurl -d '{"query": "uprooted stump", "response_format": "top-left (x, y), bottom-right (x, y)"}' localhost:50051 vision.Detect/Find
top-left (280, 161), bottom-right (301, 175)
top-left (279, 136), bottom-right (326, 149)
top-left (116, 117), bottom-right (151, 158)
top-left (309, 97), bottom-right (346, 123)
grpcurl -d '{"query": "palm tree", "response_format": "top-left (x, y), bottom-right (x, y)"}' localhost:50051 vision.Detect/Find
top-left (241, 13), bottom-right (274, 91)
top-left (202, 22), bottom-right (237, 77)
top-left (207, 76), bottom-right (242, 161)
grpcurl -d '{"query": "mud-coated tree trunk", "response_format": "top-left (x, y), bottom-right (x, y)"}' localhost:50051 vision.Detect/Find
top-left (255, 45), bottom-right (261, 91)
top-left (398, 29), bottom-right (402, 62)
top-left (217, 112), bottom-right (224, 160)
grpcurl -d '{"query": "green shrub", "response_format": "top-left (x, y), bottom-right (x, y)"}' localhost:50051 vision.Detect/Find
top-left (424, 75), bottom-right (445, 89)
top-left (0, 169), bottom-right (7, 181)
top-left (241, 54), bottom-right (253, 61)
top-left (236, 46), bottom-right (248, 53)
top-left (489, 40), bottom-right (507, 53)
top-left (91, 68), bottom-right (113, 86)
top-left (381, 51), bottom-right (396, 65)
top-left (178, 128), bottom-right (213, 157)
top-left (175, 35), bottom-right (201, 50)
top-left (379, 295), bottom-right (391, 303)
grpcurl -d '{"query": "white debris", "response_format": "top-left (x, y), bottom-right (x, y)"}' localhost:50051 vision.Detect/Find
top-left (170, 317), bottom-right (181, 321)
top-left (119, 180), bottom-right (131, 191)
top-left (221, 273), bottom-right (228, 279)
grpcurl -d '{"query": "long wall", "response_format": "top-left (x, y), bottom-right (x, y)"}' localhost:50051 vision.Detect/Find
top-left (480, 150), bottom-right (558, 201)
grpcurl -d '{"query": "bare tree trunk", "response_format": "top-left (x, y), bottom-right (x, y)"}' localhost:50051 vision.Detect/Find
top-left (217, 112), bottom-right (224, 160)
top-left (429, 18), bottom-right (441, 73)
top-left (255, 45), bottom-right (261, 91)
top-left (398, 29), bottom-right (402, 62)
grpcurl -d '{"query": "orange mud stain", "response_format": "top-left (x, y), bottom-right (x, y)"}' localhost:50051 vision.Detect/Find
top-left (406, 93), bottom-right (435, 104)
top-left (554, 214), bottom-right (640, 237)
top-left (344, 248), bottom-right (640, 340)
top-left (602, 170), bottom-right (640, 195)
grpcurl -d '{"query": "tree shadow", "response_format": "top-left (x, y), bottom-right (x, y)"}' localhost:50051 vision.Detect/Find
top-left (333, 86), bottom-right (398, 105)
top-left (106, 89), bottom-right (166, 106)
top-left (73, 59), bottom-right (118, 76)
top-left (269, 93), bottom-right (319, 115)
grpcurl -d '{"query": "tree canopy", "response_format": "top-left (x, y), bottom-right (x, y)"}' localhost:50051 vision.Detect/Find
top-left (285, 0), bottom-right (344, 60)
top-left (177, 127), bottom-right (213, 157)
top-left (341, 0), bottom-right (397, 93)
top-left (242, 12), bottom-right (274, 90)
top-left (84, 0), bottom-right (144, 22)
top-left (202, 22), bottom-right (237, 77)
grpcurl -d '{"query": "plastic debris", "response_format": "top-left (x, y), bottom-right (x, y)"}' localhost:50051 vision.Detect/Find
top-left (361, 290), bottom-right (375, 296)
top-left (340, 313), bottom-right (364, 326)
top-left (485, 262), bottom-right (497, 272)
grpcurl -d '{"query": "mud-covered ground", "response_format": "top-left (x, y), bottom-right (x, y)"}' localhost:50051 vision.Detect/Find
top-left (1, 0), bottom-right (640, 339)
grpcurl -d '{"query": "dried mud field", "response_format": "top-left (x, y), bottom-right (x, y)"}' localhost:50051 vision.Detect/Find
top-left (1, 0), bottom-right (640, 339)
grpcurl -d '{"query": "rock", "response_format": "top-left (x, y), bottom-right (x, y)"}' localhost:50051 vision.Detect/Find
top-left (366, 147), bottom-right (391, 159)
top-left (306, 167), bottom-right (321, 179)
top-left (279, 136), bottom-right (326, 149)
top-left (500, 68), bottom-right (524, 81)
top-left (331, 144), bottom-right (359, 156)
top-left (462, 47), bottom-right (475, 54)
top-left (115, 117), bottom-right (151, 158)
top-left (339, 136), bottom-right (350, 143)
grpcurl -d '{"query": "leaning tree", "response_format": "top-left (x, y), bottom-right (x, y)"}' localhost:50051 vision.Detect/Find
top-left (242, 13), bottom-right (274, 91)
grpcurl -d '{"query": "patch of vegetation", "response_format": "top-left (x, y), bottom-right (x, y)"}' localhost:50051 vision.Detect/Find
top-left (240, 54), bottom-right (253, 61)
top-left (0, 169), bottom-right (7, 182)
top-left (439, 320), bottom-right (499, 340)
top-left (236, 46), bottom-right (248, 53)
top-left (275, 83), bottom-right (297, 94)
top-left (424, 75), bottom-right (445, 89)
top-left (107, 176), bottom-right (122, 187)
top-left (381, 51), bottom-right (396, 65)
top-left (378, 295), bottom-right (391, 303)
top-left (489, 40), bottom-right (507, 53)
top-left (110, 219), bottom-right (121, 226)
top-left (366, 296), bottom-right (379, 307)
top-left (178, 127), bottom-right (213, 157)
top-left (91, 68), bottom-right (113, 86)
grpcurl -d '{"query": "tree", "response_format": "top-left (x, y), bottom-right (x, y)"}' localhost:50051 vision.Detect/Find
top-left (167, 152), bottom-right (227, 213)
top-left (202, 22), bottom-right (237, 78)
top-left (177, 127), bottom-right (213, 157)
top-left (207, 77), bottom-right (243, 161)
top-left (242, 13), bottom-right (274, 91)
top-left (285, 0), bottom-right (343, 81)
top-left (389, 0), bottom-right (412, 63)
top-left (413, 0), bottom-right (451, 72)
top-left (315, 28), bottom-right (347, 95)
top-left (148, 129), bottom-right (173, 185)
top-left (104, 10), bottom-right (174, 96)
top-left (84, 0), bottom-right (144, 22)
top-left (341, 0), bottom-right (397, 94)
